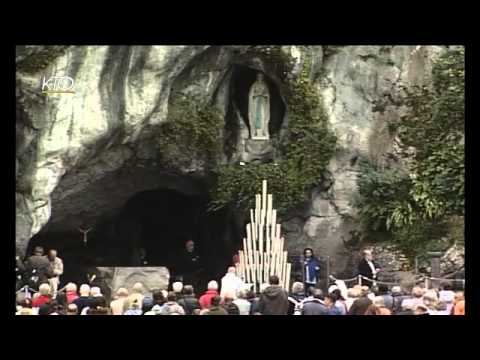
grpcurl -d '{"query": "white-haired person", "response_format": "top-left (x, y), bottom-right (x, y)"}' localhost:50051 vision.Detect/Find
top-left (65, 283), bottom-right (79, 304)
top-left (123, 282), bottom-right (144, 313)
top-left (47, 249), bottom-right (63, 298)
top-left (172, 281), bottom-right (184, 301)
top-left (423, 290), bottom-right (447, 315)
top-left (80, 288), bottom-right (104, 315)
top-left (287, 282), bottom-right (306, 315)
top-left (73, 284), bottom-right (95, 313)
top-left (345, 286), bottom-right (362, 312)
top-left (233, 289), bottom-right (251, 315)
top-left (358, 249), bottom-right (381, 288)
top-left (110, 288), bottom-right (129, 315)
top-left (199, 280), bottom-right (220, 309)
top-left (90, 286), bottom-right (103, 297)
top-left (32, 283), bottom-right (51, 308)
top-left (400, 286), bottom-right (425, 312)
top-left (220, 266), bottom-right (245, 300)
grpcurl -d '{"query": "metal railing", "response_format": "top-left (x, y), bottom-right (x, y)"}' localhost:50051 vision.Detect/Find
top-left (329, 274), bottom-right (465, 289)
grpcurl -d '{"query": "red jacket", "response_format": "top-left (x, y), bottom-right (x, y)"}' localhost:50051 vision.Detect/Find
top-left (199, 290), bottom-right (219, 309)
top-left (66, 291), bottom-right (79, 304)
top-left (32, 295), bottom-right (50, 307)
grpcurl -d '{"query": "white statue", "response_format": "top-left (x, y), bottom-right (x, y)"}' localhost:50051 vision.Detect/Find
top-left (248, 72), bottom-right (270, 140)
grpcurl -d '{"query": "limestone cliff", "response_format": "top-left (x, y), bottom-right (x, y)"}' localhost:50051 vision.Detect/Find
top-left (16, 45), bottom-right (446, 274)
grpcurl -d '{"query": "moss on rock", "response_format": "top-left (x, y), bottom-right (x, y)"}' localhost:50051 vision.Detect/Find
top-left (17, 46), bottom-right (70, 75)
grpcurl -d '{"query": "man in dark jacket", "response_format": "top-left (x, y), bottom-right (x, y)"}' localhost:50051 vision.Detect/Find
top-left (205, 295), bottom-right (228, 315)
top-left (358, 249), bottom-right (381, 288)
top-left (25, 246), bottom-right (54, 287)
top-left (258, 275), bottom-right (289, 315)
top-left (178, 240), bottom-right (204, 291)
top-left (222, 297), bottom-right (240, 315)
top-left (247, 289), bottom-right (261, 315)
top-left (177, 285), bottom-right (200, 315)
top-left (73, 284), bottom-right (95, 313)
top-left (301, 288), bottom-right (328, 315)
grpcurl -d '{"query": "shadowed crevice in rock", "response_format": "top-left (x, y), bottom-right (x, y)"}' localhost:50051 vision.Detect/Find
top-left (99, 46), bottom-right (132, 146)
top-left (30, 172), bottom-right (244, 287)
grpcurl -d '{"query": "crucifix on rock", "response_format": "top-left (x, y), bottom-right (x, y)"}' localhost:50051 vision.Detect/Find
top-left (77, 226), bottom-right (93, 245)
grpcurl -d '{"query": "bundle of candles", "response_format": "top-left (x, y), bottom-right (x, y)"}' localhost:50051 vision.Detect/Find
top-left (235, 180), bottom-right (291, 293)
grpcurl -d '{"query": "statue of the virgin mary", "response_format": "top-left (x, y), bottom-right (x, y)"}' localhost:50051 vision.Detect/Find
top-left (248, 72), bottom-right (270, 140)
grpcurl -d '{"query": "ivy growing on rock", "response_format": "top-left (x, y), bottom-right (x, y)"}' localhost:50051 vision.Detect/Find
top-left (236, 46), bottom-right (296, 81)
top-left (209, 46), bottom-right (337, 214)
top-left (354, 47), bottom-right (464, 259)
top-left (158, 94), bottom-right (224, 171)
top-left (17, 46), bottom-right (70, 74)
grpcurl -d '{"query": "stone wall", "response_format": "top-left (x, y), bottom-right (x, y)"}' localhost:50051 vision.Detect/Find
top-left (16, 46), bottom-right (451, 276)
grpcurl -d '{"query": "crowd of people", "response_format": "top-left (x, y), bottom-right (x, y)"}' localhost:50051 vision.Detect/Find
top-left (15, 245), bottom-right (465, 315)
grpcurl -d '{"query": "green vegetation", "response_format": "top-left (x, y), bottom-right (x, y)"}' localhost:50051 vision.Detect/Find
top-left (17, 46), bottom-right (70, 74)
top-left (210, 46), bottom-right (337, 214)
top-left (158, 94), bottom-right (223, 170)
top-left (237, 46), bottom-right (296, 80)
top-left (354, 47), bottom-right (464, 259)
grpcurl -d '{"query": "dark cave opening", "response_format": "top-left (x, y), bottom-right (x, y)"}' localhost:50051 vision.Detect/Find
top-left (28, 185), bottom-right (244, 290)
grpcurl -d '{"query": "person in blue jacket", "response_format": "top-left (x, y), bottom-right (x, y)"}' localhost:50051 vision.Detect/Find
top-left (302, 248), bottom-right (321, 294)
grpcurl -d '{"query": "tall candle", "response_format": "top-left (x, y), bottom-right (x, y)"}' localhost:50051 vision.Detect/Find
top-left (286, 263), bottom-right (292, 292)
top-left (271, 210), bottom-right (277, 236)
top-left (264, 223), bottom-right (269, 255)
top-left (250, 209), bottom-right (255, 241)
top-left (283, 251), bottom-right (288, 289)
top-left (262, 180), bottom-right (267, 211)
top-left (243, 237), bottom-right (248, 261)
top-left (267, 194), bottom-right (272, 225)
top-left (256, 195), bottom-right (261, 224)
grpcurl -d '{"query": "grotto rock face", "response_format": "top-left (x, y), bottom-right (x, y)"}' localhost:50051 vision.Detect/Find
top-left (16, 45), bottom-right (215, 253)
top-left (94, 267), bottom-right (170, 301)
top-left (281, 45), bottom-right (447, 273)
top-left (16, 45), bottom-right (446, 275)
